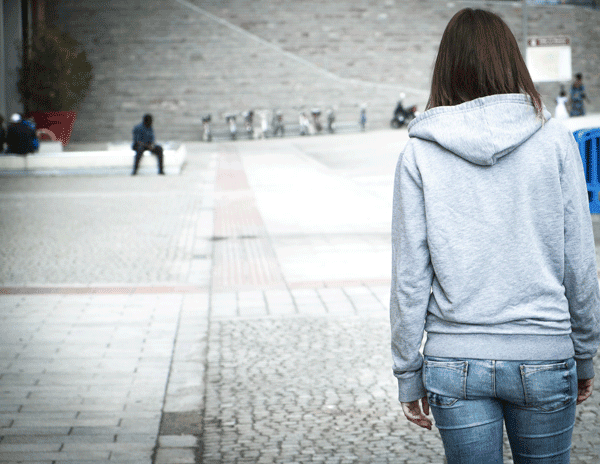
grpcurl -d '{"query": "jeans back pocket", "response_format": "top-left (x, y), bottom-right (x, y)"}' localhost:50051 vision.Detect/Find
top-left (424, 358), bottom-right (468, 407)
top-left (520, 360), bottom-right (576, 412)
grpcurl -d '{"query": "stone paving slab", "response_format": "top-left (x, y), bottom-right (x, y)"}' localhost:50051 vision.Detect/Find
top-left (0, 292), bottom-right (186, 463)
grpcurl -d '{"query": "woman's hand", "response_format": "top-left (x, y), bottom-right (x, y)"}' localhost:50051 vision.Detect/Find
top-left (577, 378), bottom-right (594, 405)
top-left (401, 397), bottom-right (433, 430)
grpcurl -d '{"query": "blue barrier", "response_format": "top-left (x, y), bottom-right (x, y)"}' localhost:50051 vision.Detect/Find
top-left (573, 128), bottom-right (600, 214)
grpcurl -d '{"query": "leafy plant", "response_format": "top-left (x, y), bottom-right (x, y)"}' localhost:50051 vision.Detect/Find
top-left (17, 26), bottom-right (93, 112)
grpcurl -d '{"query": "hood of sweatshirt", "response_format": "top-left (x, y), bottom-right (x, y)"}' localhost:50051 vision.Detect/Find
top-left (408, 94), bottom-right (552, 166)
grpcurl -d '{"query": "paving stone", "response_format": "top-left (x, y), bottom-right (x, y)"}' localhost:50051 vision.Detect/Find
top-left (158, 434), bottom-right (198, 447)
top-left (154, 447), bottom-right (196, 463)
top-left (53, 461), bottom-right (150, 464)
top-left (0, 461), bottom-right (54, 464)
top-left (0, 443), bottom-right (62, 452)
top-left (0, 450), bottom-right (111, 460)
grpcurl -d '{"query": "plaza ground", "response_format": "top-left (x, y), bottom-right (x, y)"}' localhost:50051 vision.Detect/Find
top-left (1, 125), bottom-right (600, 463)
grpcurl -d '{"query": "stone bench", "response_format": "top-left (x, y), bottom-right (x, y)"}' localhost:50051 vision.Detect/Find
top-left (0, 142), bottom-right (186, 175)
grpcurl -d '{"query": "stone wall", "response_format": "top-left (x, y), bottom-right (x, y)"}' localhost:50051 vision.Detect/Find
top-left (51, 0), bottom-right (600, 142)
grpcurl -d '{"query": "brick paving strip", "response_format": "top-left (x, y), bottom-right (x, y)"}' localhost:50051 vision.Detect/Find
top-left (0, 286), bottom-right (208, 295)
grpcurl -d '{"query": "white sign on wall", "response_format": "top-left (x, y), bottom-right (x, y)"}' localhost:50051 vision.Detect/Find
top-left (526, 36), bottom-right (572, 82)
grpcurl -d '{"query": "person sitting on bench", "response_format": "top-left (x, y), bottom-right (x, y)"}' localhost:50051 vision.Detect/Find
top-left (131, 114), bottom-right (164, 175)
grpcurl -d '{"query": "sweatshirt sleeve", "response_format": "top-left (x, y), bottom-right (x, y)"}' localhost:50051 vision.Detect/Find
top-left (390, 145), bottom-right (434, 402)
top-left (562, 134), bottom-right (600, 380)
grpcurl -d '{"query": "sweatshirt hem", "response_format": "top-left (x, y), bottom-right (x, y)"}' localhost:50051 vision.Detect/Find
top-left (424, 333), bottom-right (574, 361)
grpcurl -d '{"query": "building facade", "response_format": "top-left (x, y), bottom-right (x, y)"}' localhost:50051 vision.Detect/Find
top-left (4, 0), bottom-right (600, 141)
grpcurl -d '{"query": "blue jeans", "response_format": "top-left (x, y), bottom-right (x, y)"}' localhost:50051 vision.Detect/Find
top-left (423, 356), bottom-right (577, 463)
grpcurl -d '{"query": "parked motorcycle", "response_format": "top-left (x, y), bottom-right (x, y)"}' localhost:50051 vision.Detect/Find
top-left (390, 94), bottom-right (417, 128)
top-left (326, 108), bottom-right (335, 133)
top-left (311, 108), bottom-right (323, 133)
top-left (243, 110), bottom-right (254, 139)
top-left (272, 110), bottom-right (284, 137)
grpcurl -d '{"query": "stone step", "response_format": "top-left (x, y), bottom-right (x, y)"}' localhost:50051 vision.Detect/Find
top-left (52, 0), bottom-right (600, 142)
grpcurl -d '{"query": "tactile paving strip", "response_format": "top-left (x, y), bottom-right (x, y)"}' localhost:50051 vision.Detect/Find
top-left (212, 148), bottom-right (285, 291)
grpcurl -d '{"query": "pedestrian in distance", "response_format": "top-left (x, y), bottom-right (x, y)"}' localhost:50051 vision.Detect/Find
top-left (390, 8), bottom-right (600, 464)
top-left (359, 105), bottom-right (367, 131)
top-left (570, 73), bottom-right (588, 117)
top-left (131, 114), bottom-right (164, 175)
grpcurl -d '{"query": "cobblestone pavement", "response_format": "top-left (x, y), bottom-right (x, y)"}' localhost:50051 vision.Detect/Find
top-left (1, 130), bottom-right (600, 463)
top-left (0, 152), bottom-right (217, 286)
top-left (202, 313), bottom-right (599, 464)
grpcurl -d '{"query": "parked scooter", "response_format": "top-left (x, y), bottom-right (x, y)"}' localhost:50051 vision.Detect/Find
top-left (243, 110), bottom-right (254, 139)
top-left (257, 111), bottom-right (269, 139)
top-left (390, 93), bottom-right (417, 128)
top-left (272, 110), bottom-right (284, 137)
top-left (311, 108), bottom-right (323, 133)
top-left (326, 108), bottom-right (335, 133)
top-left (202, 115), bottom-right (212, 142)
top-left (225, 114), bottom-right (237, 140)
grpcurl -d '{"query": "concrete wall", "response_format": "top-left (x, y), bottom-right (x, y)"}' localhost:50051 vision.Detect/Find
top-left (50, 0), bottom-right (600, 142)
top-left (2, 0), bottom-right (24, 119)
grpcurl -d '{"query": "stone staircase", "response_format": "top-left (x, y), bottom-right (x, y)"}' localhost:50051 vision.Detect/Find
top-left (52, 0), bottom-right (600, 142)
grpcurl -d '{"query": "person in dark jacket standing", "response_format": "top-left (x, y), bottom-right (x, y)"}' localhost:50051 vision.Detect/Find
top-left (131, 114), bottom-right (164, 175)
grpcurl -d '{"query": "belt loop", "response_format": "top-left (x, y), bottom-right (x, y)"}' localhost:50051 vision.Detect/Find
top-left (492, 360), bottom-right (496, 396)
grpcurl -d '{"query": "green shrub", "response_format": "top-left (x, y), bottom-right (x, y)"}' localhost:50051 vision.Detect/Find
top-left (17, 26), bottom-right (93, 112)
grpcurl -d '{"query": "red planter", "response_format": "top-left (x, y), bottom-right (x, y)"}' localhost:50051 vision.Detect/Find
top-left (27, 111), bottom-right (77, 146)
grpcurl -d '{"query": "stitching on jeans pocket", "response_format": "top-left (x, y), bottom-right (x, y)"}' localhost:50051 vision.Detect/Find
top-left (520, 361), bottom-right (574, 412)
top-left (424, 359), bottom-right (468, 407)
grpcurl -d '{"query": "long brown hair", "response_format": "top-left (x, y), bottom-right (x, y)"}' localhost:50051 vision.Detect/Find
top-left (427, 8), bottom-right (542, 114)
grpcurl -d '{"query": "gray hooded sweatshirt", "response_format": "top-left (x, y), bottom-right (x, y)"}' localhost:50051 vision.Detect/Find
top-left (390, 94), bottom-right (600, 403)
